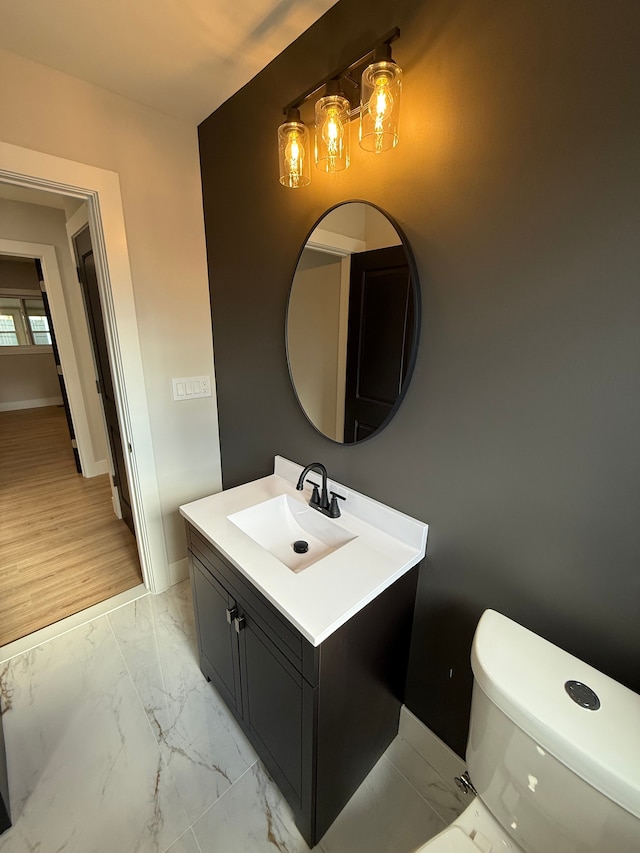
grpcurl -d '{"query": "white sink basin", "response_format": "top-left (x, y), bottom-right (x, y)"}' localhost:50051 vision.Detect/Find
top-left (227, 494), bottom-right (356, 572)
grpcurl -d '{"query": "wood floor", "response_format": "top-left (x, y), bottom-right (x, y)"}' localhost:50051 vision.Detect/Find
top-left (0, 405), bottom-right (143, 647)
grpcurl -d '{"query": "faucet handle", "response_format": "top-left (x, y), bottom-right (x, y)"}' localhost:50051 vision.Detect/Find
top-left (306, 480), bottom-right (320, 507)
top-left (328, 491), bottom-right (346, 518)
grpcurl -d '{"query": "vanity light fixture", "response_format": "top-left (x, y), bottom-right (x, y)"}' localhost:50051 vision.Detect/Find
top-left (277, 28), bottom-right (401, 187)
top-left (359, 43), bottom-right (402, 153)
top-left (278, 108), bottom-right (311, 188)
top-left (315, 80), bottom-right (351, 173)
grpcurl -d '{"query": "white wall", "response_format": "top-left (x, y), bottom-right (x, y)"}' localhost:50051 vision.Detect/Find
top-left (364, 205), bottom-right (402, 250)
top-left (0, 351), bottom-right (60, 409)
top-left (288, 250), bottom-right (343, 440)
top-left (0, 48), bottom-right (222, 569)
top-left (310, 203), bottom-right (401, 249)
top-left (0, 256), bottom-right (40, 289)
top-left (0, 255), bottom-right (59, 409)
top-left (0, 199), bottom-right (107, 458)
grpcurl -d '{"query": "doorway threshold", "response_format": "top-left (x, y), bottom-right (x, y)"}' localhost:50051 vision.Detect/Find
top-left (0, 584), bottom-right (148, 664)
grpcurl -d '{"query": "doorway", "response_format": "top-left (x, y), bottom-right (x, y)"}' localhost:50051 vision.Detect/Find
top-left (0, 404), bottom-right (142, 646)
top-left (0, 140), bottom-right (170, 607)
top-left (0, 220), bottom-right (142, 645)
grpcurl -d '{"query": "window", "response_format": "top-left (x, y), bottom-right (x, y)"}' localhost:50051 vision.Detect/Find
top-left (25, 299), bottom-right (52, 345)
top-left (0, 296), bottom-right (52, 347)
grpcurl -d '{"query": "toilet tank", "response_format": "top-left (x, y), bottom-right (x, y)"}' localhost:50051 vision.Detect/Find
top-left (466, 610), bottom-right (640, 853)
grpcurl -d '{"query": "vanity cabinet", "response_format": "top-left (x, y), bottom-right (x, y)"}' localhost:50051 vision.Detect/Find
top-left (187, 523), bottom-right (418, 847)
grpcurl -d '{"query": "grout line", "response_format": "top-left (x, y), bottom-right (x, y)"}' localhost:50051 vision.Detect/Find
top-left (382, 748), bottom-right (450, 825)
top-left (105, 604), bottom-right (193, 833)
top-left (189, 757), bottom-right (261, 832)
top-left (162, 826), bottom-right (202, 853)
top-left (106, 603), bottom-right (171, 748)
top-left (191, 827), bottom-right (205, 853)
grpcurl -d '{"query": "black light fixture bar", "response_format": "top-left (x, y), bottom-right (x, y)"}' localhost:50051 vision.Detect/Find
top-left (282, 27), bottom-right (400, 115)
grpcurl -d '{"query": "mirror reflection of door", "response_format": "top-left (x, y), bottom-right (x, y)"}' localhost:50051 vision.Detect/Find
top-left (73, 226), bottom-right (135, 536)
top-left (344, 245), bottom-right (413, 442)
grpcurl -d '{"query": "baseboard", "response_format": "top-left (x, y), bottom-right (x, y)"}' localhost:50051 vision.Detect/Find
top-left (399, 706), bottom-right (466, 788)
top-left (169, 557), bottom-right (189, 586)
top-left (82, 459), bottom-right (110, 478)
top-left (0, 396), bottom-right (63, 412)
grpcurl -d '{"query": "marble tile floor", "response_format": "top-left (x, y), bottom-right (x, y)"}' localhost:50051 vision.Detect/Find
top-left (0, 580), bottom-right (462, 853)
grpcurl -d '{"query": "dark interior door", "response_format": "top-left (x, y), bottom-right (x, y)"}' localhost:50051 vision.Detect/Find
top-left (74, 226), bottom-right (135, 536)
top-left (344, 246), bottom-right (414, 442)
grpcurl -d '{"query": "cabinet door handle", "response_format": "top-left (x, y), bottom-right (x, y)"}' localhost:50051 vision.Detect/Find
top-left (234, 615), bottom-right (245, 634)
top-left (226, 607), bottom-right (237, 625)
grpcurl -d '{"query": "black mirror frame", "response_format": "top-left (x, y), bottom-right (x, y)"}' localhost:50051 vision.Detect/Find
top-left (285, 199), bottom-right (421, 445)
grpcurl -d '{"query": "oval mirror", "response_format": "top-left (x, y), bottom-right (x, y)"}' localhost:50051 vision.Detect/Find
top-left (286, 201), bottom-right (420, 444)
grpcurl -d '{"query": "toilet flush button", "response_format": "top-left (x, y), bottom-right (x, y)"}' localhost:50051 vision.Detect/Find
top-left (564, 680), bottom-right (601, 710)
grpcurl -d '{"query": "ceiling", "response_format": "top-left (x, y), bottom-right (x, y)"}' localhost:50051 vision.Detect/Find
top-left (0, 0), bottom-right (337, 123)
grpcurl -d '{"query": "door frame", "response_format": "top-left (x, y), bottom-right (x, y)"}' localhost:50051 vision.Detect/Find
top-left (0, 141), bottom-right (168, 593)
top-left (66, 205), bottom-right (122, 516)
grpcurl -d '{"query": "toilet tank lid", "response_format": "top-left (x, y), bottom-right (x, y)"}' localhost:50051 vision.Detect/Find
top-left (471, 609), bottom-right (640, 821)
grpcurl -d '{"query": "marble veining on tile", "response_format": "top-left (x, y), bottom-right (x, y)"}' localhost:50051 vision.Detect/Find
top-left (385, 735), bottom-right (469, 824)
top-left (0, 617), bottom-right (189, 853)
top-left (0, 579), bottom-right (455, 853)
top-left (192, 762), bottom-right (311, 853)
top-left (108, 581), bottom-right (257, 825)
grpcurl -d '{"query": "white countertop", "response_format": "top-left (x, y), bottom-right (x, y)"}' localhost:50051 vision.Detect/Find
top-left (179, 456), bottom-right (428, 646)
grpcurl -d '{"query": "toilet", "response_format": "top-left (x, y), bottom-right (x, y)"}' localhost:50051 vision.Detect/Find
top-left (417, 609), bottom-right (640, 852)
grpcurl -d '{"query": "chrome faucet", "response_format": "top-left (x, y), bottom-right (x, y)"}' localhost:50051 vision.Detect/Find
top-left (296, 462), bottom-right (345, 518)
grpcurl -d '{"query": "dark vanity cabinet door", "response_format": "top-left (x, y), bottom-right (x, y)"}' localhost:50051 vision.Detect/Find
top-left (186, 523), bottom-right (417, 847)
top-left (238, 611), bottom-right (314, 816)
top-left (191, 553), bottom-right (241, 713)
top-left (188, 527), bottom-right (313, 837)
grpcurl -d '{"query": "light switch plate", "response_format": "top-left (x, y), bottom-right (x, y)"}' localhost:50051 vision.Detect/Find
top-left (172, 375), bottom-right (211, 401)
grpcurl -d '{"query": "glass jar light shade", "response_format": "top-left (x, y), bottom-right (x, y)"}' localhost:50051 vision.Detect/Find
top-left (278, 110), bottom-right (311, 188)
top-left (359, 59), bottom-right (402, 153)
top-left (314, 93), bottom-right (351, 172)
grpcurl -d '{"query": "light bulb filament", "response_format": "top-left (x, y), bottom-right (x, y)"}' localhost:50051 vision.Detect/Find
top-left (286, 130), bottom-right (304, 185)
top-left (314, 92), bottom-right (350, 172)
top-left (278, 110), bottom-right (310, 187)
top-left (370, 76), bottom-right (392, 153)
top-left (322, 106), bottom-right (344, 169)
top-left (327, 117), bottom-right (339, 152)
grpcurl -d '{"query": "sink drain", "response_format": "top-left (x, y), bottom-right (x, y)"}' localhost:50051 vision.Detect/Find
top-left (293, 540), bottom-right (309, 554)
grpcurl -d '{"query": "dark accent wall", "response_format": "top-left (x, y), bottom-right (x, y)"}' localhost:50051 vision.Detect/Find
top-left (199, 0), bottom-right (640, 756)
